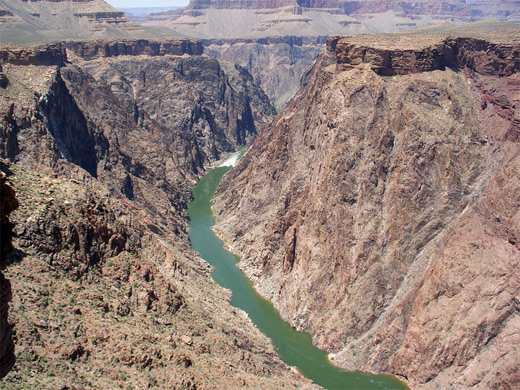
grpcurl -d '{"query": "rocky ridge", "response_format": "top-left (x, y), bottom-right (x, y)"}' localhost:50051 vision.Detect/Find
top-left (0, 0), bottom-right (171, 44)
top-left (0, 39), bottom-right (313, 389)
top-left (213, 28), bottom-right (520, 389)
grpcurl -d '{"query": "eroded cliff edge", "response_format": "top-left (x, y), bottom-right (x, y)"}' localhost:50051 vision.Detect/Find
top-left (0, 39), bottom-right (314, 389)
top-left (214, 31), bottom-right (520, 389)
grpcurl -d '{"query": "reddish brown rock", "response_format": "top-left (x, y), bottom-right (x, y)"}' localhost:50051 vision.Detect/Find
top-left (0, 42), bottom-right (67, 66)
top-left (329, 35), bottom-right (520, 76)
top-left (214, 29), bottom-right (520, 389)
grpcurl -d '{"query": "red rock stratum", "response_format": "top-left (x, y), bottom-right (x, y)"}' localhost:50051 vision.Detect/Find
top-left (214, 29), bottom-right (520, 389)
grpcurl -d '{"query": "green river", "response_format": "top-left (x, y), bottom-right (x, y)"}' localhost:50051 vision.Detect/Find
top-left (187, 149), bottom-right (408, 390)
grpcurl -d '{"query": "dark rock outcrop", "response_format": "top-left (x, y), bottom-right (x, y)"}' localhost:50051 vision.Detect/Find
top-left (214, 30), bottom-right (520, 389)
top-left (204, 36), bottom-right (326, 108)
top-left (0, 64), bottom-right (8, 89)
top-left (330, 35), bottom-right (520, 76)
top-left (0, 171), bottom-right (18, 379)
top-left (67, 39), bottom-right (204, 61)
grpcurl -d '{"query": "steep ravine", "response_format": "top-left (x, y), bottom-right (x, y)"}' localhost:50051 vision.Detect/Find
top-left (0, 39), bottom-right (313, 389)
top-left (213, 32), bottom-right (520, 389)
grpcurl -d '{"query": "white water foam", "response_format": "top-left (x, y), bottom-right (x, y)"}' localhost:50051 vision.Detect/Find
top-left (218, 151), bottom-right (241, 167)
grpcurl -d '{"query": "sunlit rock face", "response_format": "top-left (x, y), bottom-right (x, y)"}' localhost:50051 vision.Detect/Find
top-left (214, 29), bottom-right (520, 389)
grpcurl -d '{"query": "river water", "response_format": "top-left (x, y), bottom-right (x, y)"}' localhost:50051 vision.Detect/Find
top-left (187, 149), bottom-right (408, 390)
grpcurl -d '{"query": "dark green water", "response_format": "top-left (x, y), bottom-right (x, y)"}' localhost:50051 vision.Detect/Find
top-left (187, 152), bottom-right (409, 390)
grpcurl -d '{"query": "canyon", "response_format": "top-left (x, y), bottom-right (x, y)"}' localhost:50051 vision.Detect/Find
top-left (213, 27), bottom-right (520, 389)
top-left (143, 0), bottom-right (520, 107)
top-left (0, 0), bottom-right (519, 388)
top-left (144, 0), bottom-right (520, 38)
top-left (0, 39), bottom-right (316, 389)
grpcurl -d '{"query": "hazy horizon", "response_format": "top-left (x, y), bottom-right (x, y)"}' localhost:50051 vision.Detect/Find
top-left (105, 0), bottom-right (189, 9)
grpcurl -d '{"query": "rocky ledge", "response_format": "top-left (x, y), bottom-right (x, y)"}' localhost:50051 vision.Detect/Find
top-left (67, 39), bottom-right (204, 61)
top-left (328, 35), bottom-right (520, 76)
top-left (0, 39), bottom-right (204, 66)
top-left (0, 43), bottom-right (67, 66)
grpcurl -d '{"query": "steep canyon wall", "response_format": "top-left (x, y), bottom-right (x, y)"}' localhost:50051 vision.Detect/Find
top-left (204, 36), bottom-right (326, 109)
top-left (0, 39), bottom-right (314, 389)
top-left (214, 33), bottom-right (520, 389)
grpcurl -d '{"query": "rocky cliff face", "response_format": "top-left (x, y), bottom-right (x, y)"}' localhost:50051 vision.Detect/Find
top-left (143, 0), bottom-right (520, 109)
top-left (67, 38), bottom-right (203, 60)
top-left (0, 0), bottom-right (170, 44)
top-left (330, 34), bottom-right (520, 76)
top-left (204, 36), bottom-right (326, 108)
top-left (0, 171), bottom-right (18, 380)
top-left (0, 40), bottom-right (312, 389)
top-left (0, 43), bottom-right (67, 66)
top-left (214, 29), bottom-right (520, 389)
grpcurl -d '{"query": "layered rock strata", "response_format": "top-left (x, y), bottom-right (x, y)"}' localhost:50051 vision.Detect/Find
top-left (214, 30), bottom-right (520, 389)
top-left (144, 0), bottom-right (520, 39)
top-left (0, 43), bottom-right (66, 66)
top-left (0, 0), bottom-right (169, 44)
top-left (67, 38), bottom-right (203, 60)
top-left (0, 40), bottom-right (312, 389)
top-left (330, 35), bottom-right (520, 76)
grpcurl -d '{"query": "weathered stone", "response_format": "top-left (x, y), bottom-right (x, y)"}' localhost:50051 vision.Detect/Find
top-left (66, 39), bottom-right (203, 61)
top-left (181, 335), bottom-right (193, 346)
top-left (329, 35), bottom-right (520, 76)
top-left (214, 31), bottom-right (520, 389)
